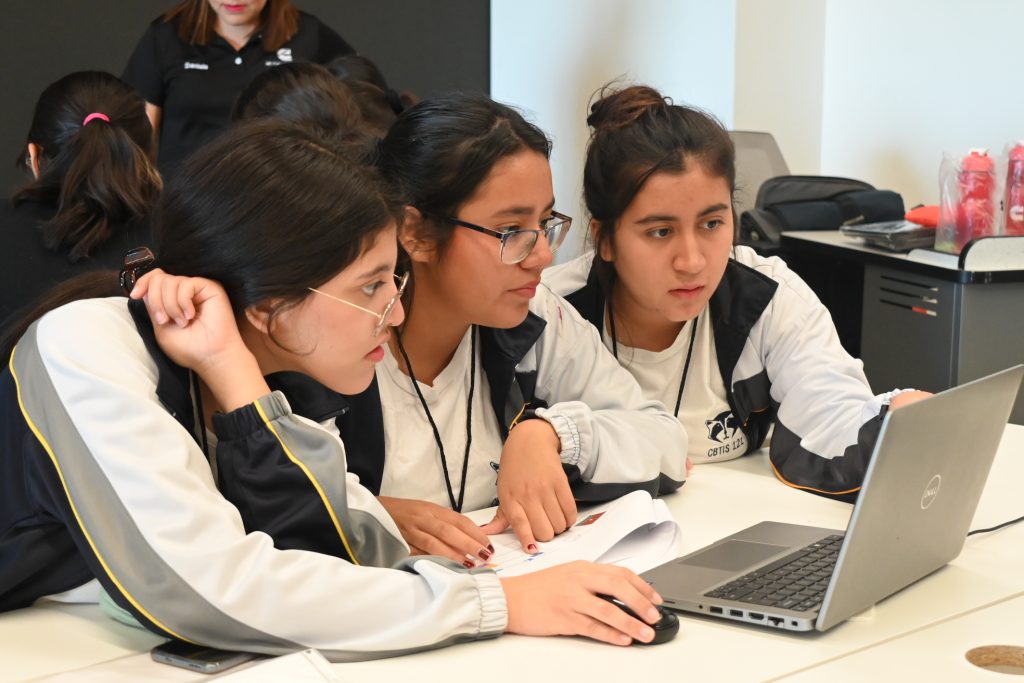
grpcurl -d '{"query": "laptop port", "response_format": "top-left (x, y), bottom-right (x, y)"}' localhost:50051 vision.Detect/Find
top-left (729, 610), bottom-right (743, 618)
top-left (768, 616), bottom-right (783, 626)
top-left (710, 606), bottom-right (723, 615)
top-left (749, 612), bottom-right (764, 620)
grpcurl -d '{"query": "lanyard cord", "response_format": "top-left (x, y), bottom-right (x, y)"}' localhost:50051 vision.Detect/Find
top-left (394, 326), bottom-right (476, 513)
top-left (607, 300), bottom-right (699, 417)
top-left (673, 315), bottom-right (699, 416)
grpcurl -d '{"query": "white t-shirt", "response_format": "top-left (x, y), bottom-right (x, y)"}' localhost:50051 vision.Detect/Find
top-left (377, 327), bottom-right (505, 511)
top-left (604, 310), bottom-right (747, 463)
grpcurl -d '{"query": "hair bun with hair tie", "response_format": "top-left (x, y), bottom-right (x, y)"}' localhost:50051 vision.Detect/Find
top-left (587, 85), bottom-right (669, 131)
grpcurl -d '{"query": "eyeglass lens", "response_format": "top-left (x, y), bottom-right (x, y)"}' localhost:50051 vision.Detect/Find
top-left (501, 218), bottom-right (571, 264)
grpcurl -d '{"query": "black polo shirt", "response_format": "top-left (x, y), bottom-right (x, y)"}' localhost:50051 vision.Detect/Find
top-left (122, 11), bottom-right (354, 176)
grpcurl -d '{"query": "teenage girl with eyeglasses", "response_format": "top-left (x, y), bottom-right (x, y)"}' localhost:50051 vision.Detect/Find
top-left (545, 85), bottom-right (929, 501)
top-left (0, 121), bottom-right (666, 653)
top-left (310, 93), bottom-right (687, 570)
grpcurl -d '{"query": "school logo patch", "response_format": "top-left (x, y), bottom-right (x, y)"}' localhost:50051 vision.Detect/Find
top-left (276, 48), bottom-right (293, 62)
top-left (705, 410), bottom-right (739, 444)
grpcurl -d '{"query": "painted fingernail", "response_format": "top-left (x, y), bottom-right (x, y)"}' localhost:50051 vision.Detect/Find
top-left (527, 544), bottom-right (538, 554)
top-left (478, 548), bottom-right (492, 561)
top-left (487, 544), bottom-right (494, 553)
top-left (462, 560), bottom-right (474, 569)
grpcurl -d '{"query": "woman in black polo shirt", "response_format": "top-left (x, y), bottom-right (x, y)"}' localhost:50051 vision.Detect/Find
top-left (123, 0), bottom-right (354, 176)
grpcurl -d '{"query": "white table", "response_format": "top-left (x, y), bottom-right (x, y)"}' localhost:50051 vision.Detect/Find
top-left (777, 594), bottom-right (1024, 682)
top-left (6, 425), bottom-right (1023, 683)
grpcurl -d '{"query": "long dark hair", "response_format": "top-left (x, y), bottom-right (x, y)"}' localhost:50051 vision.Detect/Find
top-left (584, 84), bottom-right (735, 295)
top-left (12, 71), bottom-right (161, 263)
top-left (163, 0), bottom-right (298, 50)
top-left (1, 121), bottom-right (402, 362)
top-left (376, 92), bottom-right (551, 261)
top-left (231, 62), bottom-right (364, 140)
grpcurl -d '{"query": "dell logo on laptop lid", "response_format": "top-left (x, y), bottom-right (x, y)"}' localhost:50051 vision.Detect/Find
top-left (921, 474), bottom-right (942, 509)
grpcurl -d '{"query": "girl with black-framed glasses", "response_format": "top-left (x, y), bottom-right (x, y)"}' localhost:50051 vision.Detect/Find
top-left (320, 93), bottom-right (687, 581)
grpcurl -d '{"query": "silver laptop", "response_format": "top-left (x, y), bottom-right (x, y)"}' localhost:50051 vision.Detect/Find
top-left (643, 365), bottom-right (1023, 632)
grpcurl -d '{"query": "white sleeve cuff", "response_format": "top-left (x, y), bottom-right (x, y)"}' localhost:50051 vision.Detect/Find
top-left (535, 404), bottom-right (589, 475)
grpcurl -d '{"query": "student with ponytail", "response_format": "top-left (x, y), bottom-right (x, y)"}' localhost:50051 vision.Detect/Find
top-left (1, 71), bottom-right (161, 324)
top-left (545, 84), bottom-right (928, 502)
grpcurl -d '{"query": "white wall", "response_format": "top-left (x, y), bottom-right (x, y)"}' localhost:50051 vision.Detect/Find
top-left (491, 0), bottom-right (737, 259)
top-left (494, 1), bottom-right (1020, 228)
top-left (734, 0), bottom-right (826, 177)
top-left (818, 0), bottom-right (1024, 205)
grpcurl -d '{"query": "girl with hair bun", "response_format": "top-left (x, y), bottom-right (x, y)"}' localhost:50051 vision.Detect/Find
top-left (545, 84), bottom-right (928, 501)
top-left (1, 70), bottom-right (161, 324)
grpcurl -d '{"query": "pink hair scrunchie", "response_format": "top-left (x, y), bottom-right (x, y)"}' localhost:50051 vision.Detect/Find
top-left (82, 112), bottom-right (110, 126)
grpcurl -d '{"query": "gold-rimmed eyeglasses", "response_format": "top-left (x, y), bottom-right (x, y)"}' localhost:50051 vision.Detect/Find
top-left (308, 272), bottom-right (409, 337)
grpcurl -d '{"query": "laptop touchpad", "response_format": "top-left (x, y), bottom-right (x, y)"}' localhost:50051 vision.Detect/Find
top-left (679, 540), bottom-right (789, 572)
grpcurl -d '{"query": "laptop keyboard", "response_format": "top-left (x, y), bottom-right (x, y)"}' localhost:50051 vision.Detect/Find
top-left (703, 535), bottom-right (844, 612)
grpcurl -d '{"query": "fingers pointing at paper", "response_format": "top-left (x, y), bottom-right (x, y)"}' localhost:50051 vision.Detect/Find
top-left (483, 419), bottom-right (577, 552)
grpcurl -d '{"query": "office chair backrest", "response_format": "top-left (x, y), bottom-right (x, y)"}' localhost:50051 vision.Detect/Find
top-left (729, 131), bottom-right (790, 217)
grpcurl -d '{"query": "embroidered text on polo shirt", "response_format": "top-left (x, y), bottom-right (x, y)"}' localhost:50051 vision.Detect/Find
top-left (183, 62), bottom-right (209, 70)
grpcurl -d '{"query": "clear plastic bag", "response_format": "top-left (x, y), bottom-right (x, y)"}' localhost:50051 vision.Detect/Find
top-left (936, 149), bottom-right (1001, 254)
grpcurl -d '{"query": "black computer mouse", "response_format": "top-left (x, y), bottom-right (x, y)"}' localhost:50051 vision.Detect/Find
top-left (600, 595), bottom-right (679, 645)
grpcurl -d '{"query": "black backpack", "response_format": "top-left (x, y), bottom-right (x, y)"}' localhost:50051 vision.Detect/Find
top-left (739, 176), bottom-right (905, 253)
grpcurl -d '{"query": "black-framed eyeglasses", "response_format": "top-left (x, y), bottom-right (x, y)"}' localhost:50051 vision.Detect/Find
top-left (444, 211), bottom-right (573, 265)
top-left (308, 272), bottom-right (408, 337)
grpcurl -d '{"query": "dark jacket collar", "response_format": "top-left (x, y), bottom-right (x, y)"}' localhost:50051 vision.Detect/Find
top-left (127, 299), bottom-right (196, 437)
top-left (565, 257), bottom-right (778, 390)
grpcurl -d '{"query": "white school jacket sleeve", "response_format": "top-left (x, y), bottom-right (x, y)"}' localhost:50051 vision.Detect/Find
top-left (523, 286), bottom-right (688, 498)
top-left (13, 298), bottom-right (506, 660)
top-left (738, 249), bottom-right (890, 495)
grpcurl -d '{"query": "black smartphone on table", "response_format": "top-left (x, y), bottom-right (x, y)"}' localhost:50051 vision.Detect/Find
top-left (150, 640), bottom-right (259, 674)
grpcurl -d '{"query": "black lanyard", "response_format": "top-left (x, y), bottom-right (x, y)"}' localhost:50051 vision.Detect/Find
top-left (608, 307), bottom-right (699, 417)
top-left (394, 326), bottom-right (476, 512)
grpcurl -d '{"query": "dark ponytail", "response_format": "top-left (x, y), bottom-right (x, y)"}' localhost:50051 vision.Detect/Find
top-left (12, 71), bottom-right (161, 263)
top-left (584, 84), bottom-right (735, 294)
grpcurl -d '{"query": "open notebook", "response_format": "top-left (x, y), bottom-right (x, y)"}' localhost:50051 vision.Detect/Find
top-left (466, 490), bottom-right (681, 577)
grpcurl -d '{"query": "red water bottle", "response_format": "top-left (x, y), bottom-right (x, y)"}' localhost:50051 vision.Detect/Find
top-left (1004, 143), bottom-right (1024, 236)
top-left (955, 149), bottom-right (996, 251)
